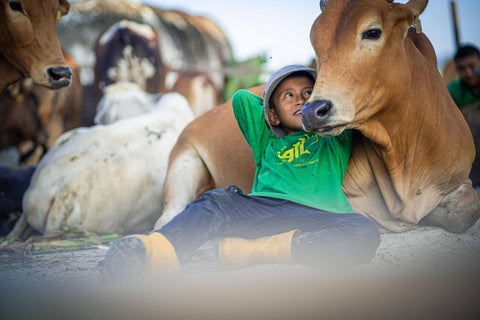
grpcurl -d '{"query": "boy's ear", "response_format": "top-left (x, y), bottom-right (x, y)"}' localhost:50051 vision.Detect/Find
top-left (268, 108), bottom-right (281, 126)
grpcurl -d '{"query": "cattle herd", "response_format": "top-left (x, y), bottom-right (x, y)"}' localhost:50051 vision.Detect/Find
top-left (1, 0), bottom-right (230, 238)
top-left (1, 0), bottom-right (479, 240)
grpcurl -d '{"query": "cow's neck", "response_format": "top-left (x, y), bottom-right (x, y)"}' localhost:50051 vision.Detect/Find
top-left (353, 46), bottom-right (472, 203)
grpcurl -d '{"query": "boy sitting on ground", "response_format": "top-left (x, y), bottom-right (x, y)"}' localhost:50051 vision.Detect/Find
top-left (103, 65), bottom-right (380, 275)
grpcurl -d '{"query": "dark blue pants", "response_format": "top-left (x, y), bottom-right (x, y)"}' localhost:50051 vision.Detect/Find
top-left (159, 185), bottom-right (380, 268)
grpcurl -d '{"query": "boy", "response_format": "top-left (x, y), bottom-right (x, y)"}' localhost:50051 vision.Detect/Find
top-left (104, 65), bottom-right (380, 275)
top-left (447, 44), bottom-right (480, 108)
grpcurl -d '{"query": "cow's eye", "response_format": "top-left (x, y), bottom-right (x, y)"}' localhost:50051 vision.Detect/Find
top-left (8, 0), bottom-right (25, 14)
top-left (362, 28), bottom-right (382, 40)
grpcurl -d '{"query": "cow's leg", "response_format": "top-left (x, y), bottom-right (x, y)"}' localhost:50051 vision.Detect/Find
top-left (420, 181), bottom-right (480, 233)
top-left (155, 144), bottom-right (214, 230)
top-left (6, 212), bottom-right (36, 240)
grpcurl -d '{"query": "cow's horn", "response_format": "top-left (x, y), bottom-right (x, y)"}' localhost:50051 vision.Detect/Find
top-left (405, 0), bottom-right (428, 16)
top-left (320, 0), bottom-right (330, 11)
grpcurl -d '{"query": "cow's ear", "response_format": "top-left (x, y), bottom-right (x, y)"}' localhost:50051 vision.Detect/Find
top-left (59, 0), bottom-right (70, 16)
top-left (405, 0), bottom-right (428, 17)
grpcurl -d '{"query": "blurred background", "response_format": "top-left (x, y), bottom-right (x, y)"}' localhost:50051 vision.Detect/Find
top-left (140, 0), bottom-right (480, 74)
top-left (59, 0), bottom-right (480, 101)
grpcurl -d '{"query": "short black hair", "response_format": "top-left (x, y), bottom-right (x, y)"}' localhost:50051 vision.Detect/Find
top-left (454, 44), bottom-right (480, 61)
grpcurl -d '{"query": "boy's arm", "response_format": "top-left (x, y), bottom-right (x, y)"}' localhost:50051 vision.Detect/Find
top-left (232, 89), bottom-right (271, 148)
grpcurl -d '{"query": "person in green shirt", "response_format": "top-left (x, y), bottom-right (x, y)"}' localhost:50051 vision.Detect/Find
top-left (447, 44), bottom-right (480, 108)
top-left (103, 65), bottom-right (380, 275)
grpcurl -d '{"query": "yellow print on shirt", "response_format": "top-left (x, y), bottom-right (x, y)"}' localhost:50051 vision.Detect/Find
top-left (277, 134), bottom-right (318, 163)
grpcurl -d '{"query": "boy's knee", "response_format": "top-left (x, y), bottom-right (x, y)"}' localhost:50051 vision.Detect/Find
top-left (200, 185), bottom-right (242, 202)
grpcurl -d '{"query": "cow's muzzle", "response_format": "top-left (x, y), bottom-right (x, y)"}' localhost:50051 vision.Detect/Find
top-left (301, 99), bottom-right (333, 131)
top-left (47, 66), bottom-right (72, 89)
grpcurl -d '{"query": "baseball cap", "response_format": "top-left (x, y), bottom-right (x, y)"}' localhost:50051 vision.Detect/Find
top-left (263, 64), bottom-right (317, 137)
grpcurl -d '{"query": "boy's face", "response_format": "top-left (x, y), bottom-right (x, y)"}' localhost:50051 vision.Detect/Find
top-left (268, 75), bottom-right (314, 135)
top-left (455, 54), bottom-right (480, 89)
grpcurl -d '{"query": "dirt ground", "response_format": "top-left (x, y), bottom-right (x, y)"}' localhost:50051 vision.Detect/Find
top-left (1, 219), bottom-right (479, 319)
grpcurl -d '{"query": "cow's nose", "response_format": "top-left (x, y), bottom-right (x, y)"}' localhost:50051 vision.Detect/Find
top-left (302, 99), bottom-right (332, 119)
top-left (301, 100), bottom-right (333, 130)
top-left (47, 66), bottom-right (72, 88)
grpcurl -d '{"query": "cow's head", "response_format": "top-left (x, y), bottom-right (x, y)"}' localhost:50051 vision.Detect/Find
top-left (302, 0), bottom-right (428, 136)
top-left (94, 20), bottom-right (164, 101)
top-left (0, 0), bottom-right (72, 92)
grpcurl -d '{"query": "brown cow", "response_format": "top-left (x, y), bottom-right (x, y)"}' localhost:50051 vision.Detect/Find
top-left (302, 0), bottom-right (478, 233)
top-left (0, 0), bottom-right (72, 93)
top-left (157, 0), bottom-right (479, 233)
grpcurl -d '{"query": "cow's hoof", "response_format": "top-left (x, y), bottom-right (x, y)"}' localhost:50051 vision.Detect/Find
top-left (420, 182), bottom-right (480, 233)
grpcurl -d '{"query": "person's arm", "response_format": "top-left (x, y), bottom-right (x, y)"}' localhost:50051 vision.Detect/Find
top-left (232, 89), bottom-right (271, 148)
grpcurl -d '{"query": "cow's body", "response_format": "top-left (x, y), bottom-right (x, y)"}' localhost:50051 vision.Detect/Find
top-left (157, 0), bottom-right (479, 233)
top-left (0, 0), bottom-right (72, 93)
top-left (7, 92), bottom-right (194, 237)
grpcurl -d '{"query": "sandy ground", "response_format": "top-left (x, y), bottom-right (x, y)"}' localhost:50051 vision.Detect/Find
top-left (1, 220), bottom-right (479, 281)
top-left (0, 219), bottom-right (479, 319)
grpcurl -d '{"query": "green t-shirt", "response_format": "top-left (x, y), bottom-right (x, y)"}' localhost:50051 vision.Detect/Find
top-left (232, 89), bottom-right (353, 213)
top-left (447, 77), bottom-right (480, 108)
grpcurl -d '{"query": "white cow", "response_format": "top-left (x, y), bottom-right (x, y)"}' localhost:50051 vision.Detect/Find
top-left (9, 90), bottom-right (194, 237)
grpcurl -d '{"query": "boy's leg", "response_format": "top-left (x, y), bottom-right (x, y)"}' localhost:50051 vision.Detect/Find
top-left (163, 195), bottom-right (380, 269)
top-left (103, 232), bottom-right (180, 277)
top-left (218, 203), bottom-right (380, 269)
top-left (290, 213), bottom-right (380, 268)
top-left (103, 186), bottom-right (283, 274)
top-left (104, 189), bottom-right (380, 274)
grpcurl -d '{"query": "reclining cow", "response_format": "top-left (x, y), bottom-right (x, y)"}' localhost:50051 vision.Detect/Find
top-left (8, 91), bottom-right (194, 238)
top-left (156, 0), bottom-right (479, 233)
top-left (0, 0), bottom-right (72, 93)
